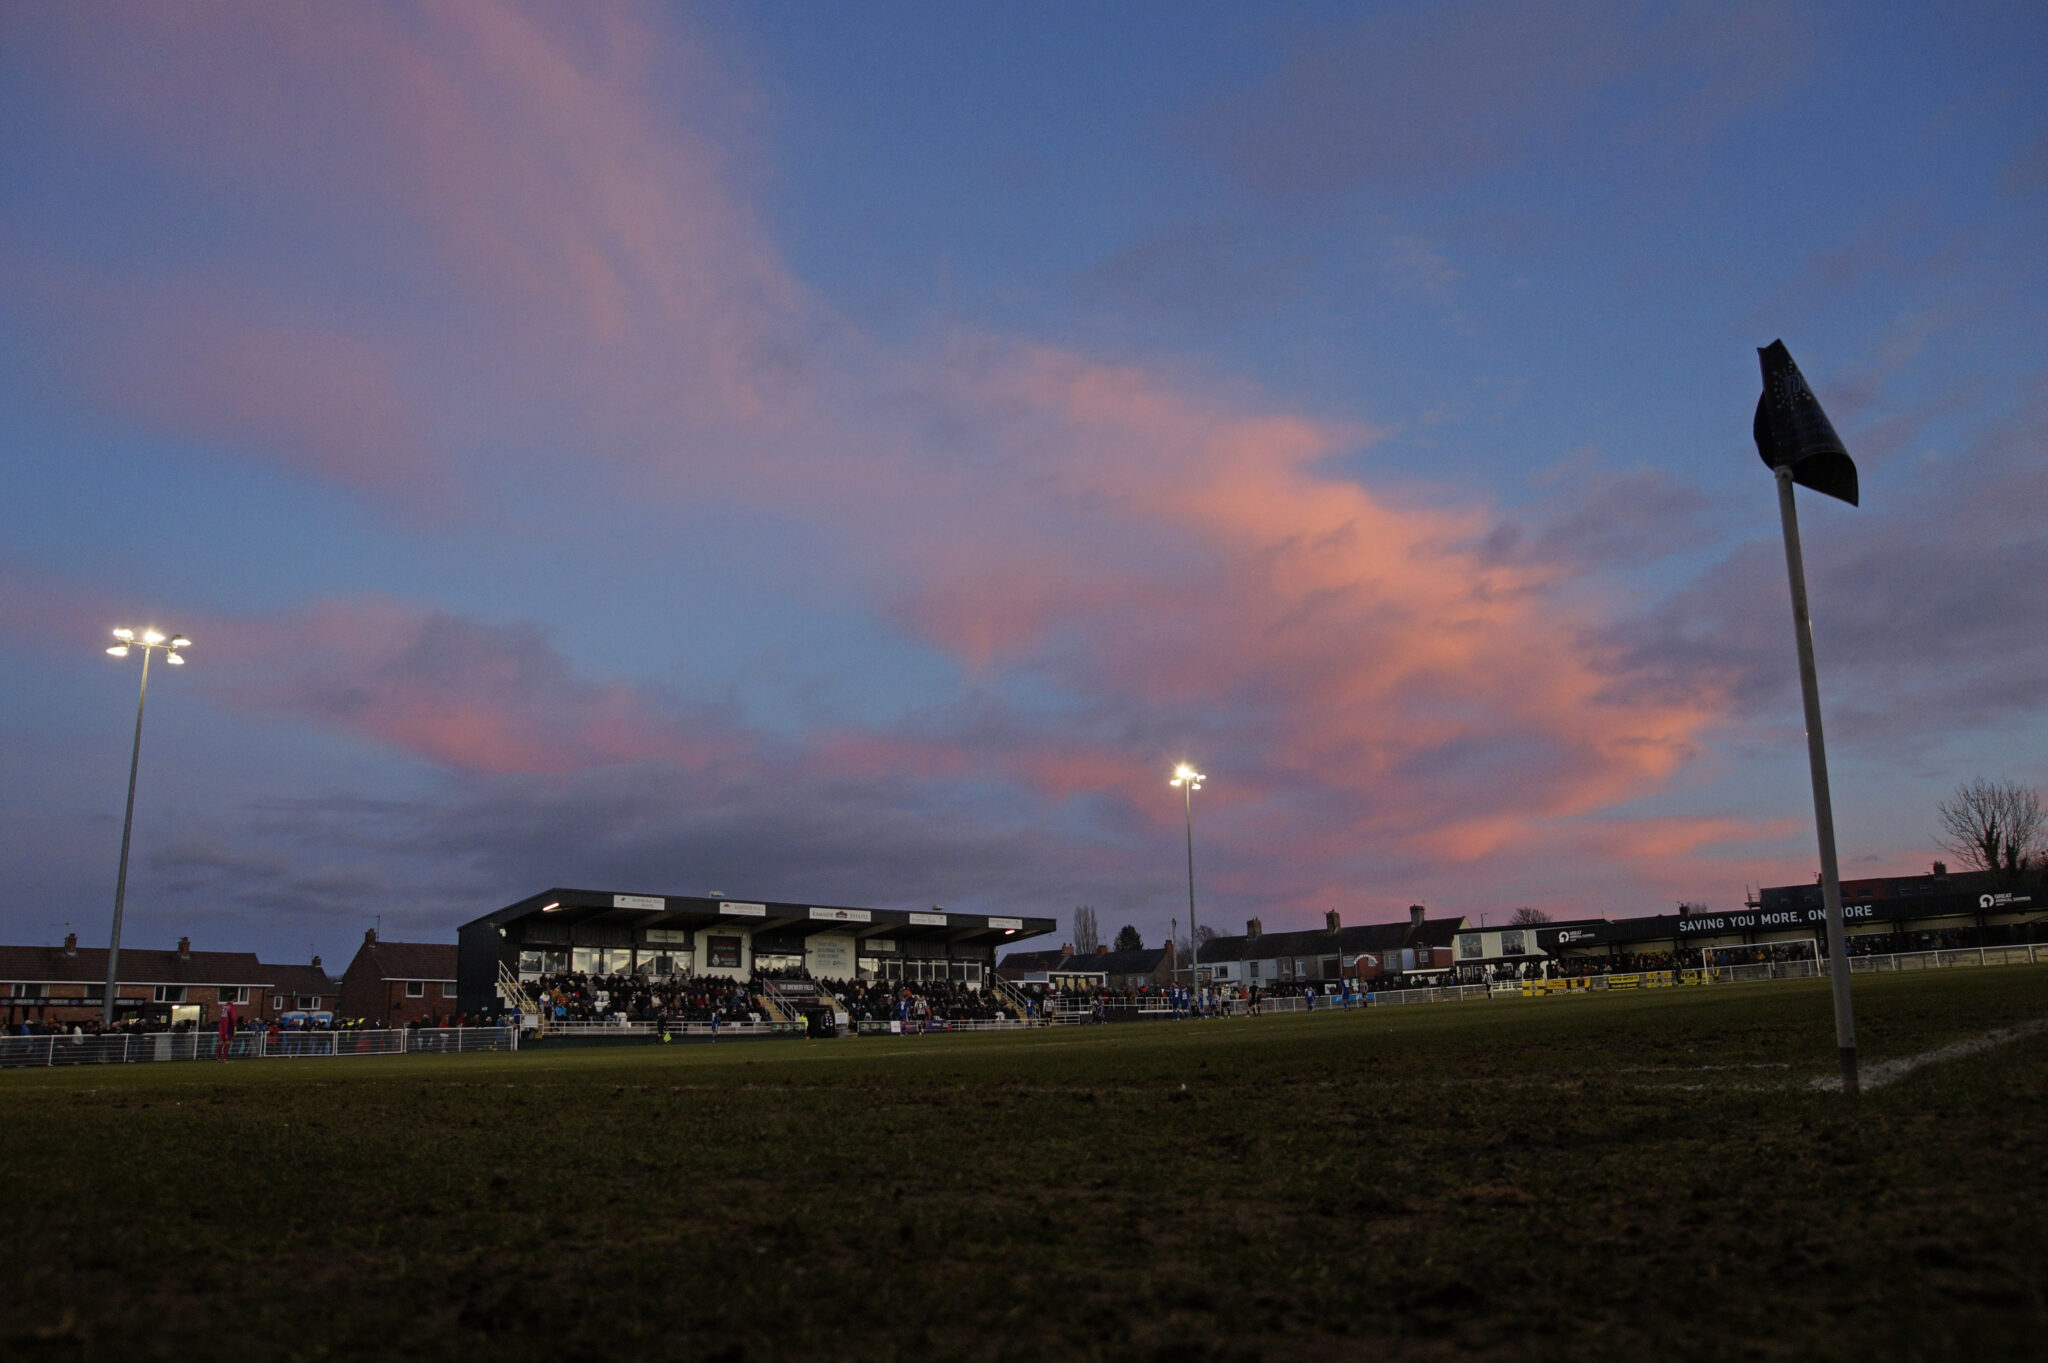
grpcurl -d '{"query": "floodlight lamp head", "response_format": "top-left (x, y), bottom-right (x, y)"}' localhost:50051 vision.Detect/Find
top-left (112, 628), bottom-right (134, 641)
top-left (107, 645), bottom-right (129, 657)
top-left (142, 629), bottom-right (165, 645)
top-left (166, 652), bottom-right (185, 665)
top-left (1754, 340), bottom-right (1858, 505)
top-left (169, 635), bottom-right (191, 648)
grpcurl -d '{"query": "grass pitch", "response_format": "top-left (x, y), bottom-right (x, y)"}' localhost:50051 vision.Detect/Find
top-left (5, 968), bottom-right (2046, 1362)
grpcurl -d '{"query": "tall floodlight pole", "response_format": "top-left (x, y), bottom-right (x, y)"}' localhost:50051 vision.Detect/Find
top-left (102, 627), bottom-right (191, 1027)
top-left (1753, 341), bottom-right (1860, 1095)
top-left (1170, 764), bottom-right (1205, 985)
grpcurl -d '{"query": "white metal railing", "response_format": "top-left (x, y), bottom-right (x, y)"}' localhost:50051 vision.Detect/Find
top-left (754, 978), bottom-right (809, 1025)
top-left (984, 972), bottom-right (1040, 1023)
top-left (498, 961), bottom-right (539, 1017)
top-left (852, 1016), bottom-right (1038, 1035)
top-left (1845, 943), bottom-right (2044, 973)
top-left (0, 1026), bottom-right (518, 1069)
top-left (529, 1017), bottom-right (801, 1039)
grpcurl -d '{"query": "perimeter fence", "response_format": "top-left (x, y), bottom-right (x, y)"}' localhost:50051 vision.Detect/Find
top-left (0, 1025), bottom-right (517, 1069)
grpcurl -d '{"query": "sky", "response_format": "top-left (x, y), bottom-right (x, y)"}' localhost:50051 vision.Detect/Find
top-left (3, 1), bottom-right (2045, 966)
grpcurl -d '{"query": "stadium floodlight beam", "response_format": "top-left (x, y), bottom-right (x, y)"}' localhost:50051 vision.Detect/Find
top-left (102, 627), bottom-right (191, 1027)
top-left (1170, 763), bottom-right (1206, 984)
top-left (1753, 340), bottom-right (1860, 1095)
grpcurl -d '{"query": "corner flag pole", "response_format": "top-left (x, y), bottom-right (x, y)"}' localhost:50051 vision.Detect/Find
top-left (1753, 339), bottom-right (1861, 1096)
top-left (1772, 464), bottom-right (1858, 1094)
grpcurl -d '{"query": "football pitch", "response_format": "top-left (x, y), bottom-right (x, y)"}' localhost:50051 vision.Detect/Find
top-left (5, 968), bottom-right (2045, 1361)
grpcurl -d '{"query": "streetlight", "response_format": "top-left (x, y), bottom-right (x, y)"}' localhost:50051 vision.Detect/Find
top-left (1752, 340), bottom-right (1860, 1095)
top-left (1170, 763), bottom-right (1205, 985)
top-left (102, 626), bottom-right (191, 1027)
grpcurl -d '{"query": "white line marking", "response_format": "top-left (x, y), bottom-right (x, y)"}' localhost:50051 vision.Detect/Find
top-left (1808, 1017), bottom-right (2048, 1092)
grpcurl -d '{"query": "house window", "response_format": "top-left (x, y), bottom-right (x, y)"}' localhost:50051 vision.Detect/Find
top-left (298, 996), bottom-right (320, 1010)
top-left (1249, 961), bottom-right (1261, 979)
top-left (274, 995), bottom-right (287, 1010)
top-left (441, 982), bottom-right (456, 998)
top-left (221, 986), bottom-right (251, 1005)
top-left (15, 983), bottom-right (45, 999)
top-left (154, 985), bottom-right (186, 1003)
top-left (1501, 929), bottom-right (1527, 956)
top-left (406, 981), bottom-right (425, 998)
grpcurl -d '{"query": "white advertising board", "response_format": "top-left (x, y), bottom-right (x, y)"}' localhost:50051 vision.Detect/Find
top-left (809, 907), bottom-right (872, 924)
top-left (806, 933), bottom-right (855, 979)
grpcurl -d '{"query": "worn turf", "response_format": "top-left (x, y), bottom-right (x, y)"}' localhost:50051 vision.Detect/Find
top-left (5, 967), bottom-right (2045, 1361)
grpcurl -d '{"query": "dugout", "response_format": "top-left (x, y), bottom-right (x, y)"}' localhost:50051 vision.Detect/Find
top-left (456, 889), bottom-right (1056, 1018)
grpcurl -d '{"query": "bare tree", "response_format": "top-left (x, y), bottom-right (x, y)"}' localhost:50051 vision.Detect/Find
top-left (1172, 923), bottom-right (1216, 965)
top-left (1071, 906), bottom-right (1099, 954)
top-left (1507, 906), bottom-right (1552, 926)
top-left (1936, 778), bottom-right (2045, 883)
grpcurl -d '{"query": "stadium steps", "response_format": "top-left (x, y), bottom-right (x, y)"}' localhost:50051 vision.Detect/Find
top-left (985, 972), bottom-right (1035, 1022)
top-left (751, 986), bottom-right (796, 1025)
top-left (497, 962), bottom-right (541, 1025)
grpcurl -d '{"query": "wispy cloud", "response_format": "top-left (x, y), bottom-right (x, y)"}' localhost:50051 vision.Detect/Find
top-left (1181, 0), bottom-right (1810, 196)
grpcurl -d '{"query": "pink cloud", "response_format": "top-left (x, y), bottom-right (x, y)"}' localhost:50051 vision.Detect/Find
top-left (199, 598), bottom-right (748, 776)
top-left (879, 344), bottom-right (1729, 874)
top-left (0, 6), bottom-right (1866, 929)
top-left (10, 1), bottom-right (814, 505)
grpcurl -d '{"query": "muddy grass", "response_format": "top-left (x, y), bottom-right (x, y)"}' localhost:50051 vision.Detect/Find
top-left (4, 967), bottom-right (2044, 1361)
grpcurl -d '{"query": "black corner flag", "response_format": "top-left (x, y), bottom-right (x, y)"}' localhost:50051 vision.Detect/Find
top-left (1754, 340), bottom-right (1858, 506)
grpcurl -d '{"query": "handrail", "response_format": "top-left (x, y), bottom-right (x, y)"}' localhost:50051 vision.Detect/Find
top-left (984, 971), bottom-right (1037, 1023)
top-left (498, 961), bottom-right (541, 1028)
top-left (753, 977), bottom-right (801, 1024)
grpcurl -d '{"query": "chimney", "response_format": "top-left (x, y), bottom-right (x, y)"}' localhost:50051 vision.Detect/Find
top-left (310, 955), bottom-right (322, 970)
top-left (63, 932), bottom-right (78, 955)
top-left (1060, 942), bottom-right (1073, 956)
top-left (1325, 910), bottom-right (1341, 933)
top-left (1931, 861), bottom-right (1947, 878)
top-left (1409, 905), bottom-right (1426, 929)
top-left (365, 927), bottom-right (379, 945)
top-left (177, 936), bottom-right (191, 959)
top-left (1246, 917), bottom-right (1262, 939)
top-left (1097, 943), bottom-right (1109, 956)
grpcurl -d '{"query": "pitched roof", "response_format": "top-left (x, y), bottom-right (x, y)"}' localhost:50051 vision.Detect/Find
top-left (998, 946), bottom-right (1172, 976)
top-left (1195, 916), bottom-right (1466, 964)
top-left (1094, 947), bottom-right (1170, 975)
top-left (1411, 915), bottom-right (1467, 948)
top-left (268, 963), bottom-right (337, 995)
top-left (0, 943), bottom-right (275, 986)
top-left (344, 940), bottom-right (457, 982)
top-left (996, 949), bottom-right (1069, 973)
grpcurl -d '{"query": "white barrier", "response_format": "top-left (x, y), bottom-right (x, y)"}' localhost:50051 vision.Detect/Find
top-left (853, 1017), bottom-right (1039, 1035)
top-left (533, 1017), bottom-right (801, 1039)
top-left (0, 1026), bottom-right (518, 1069)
